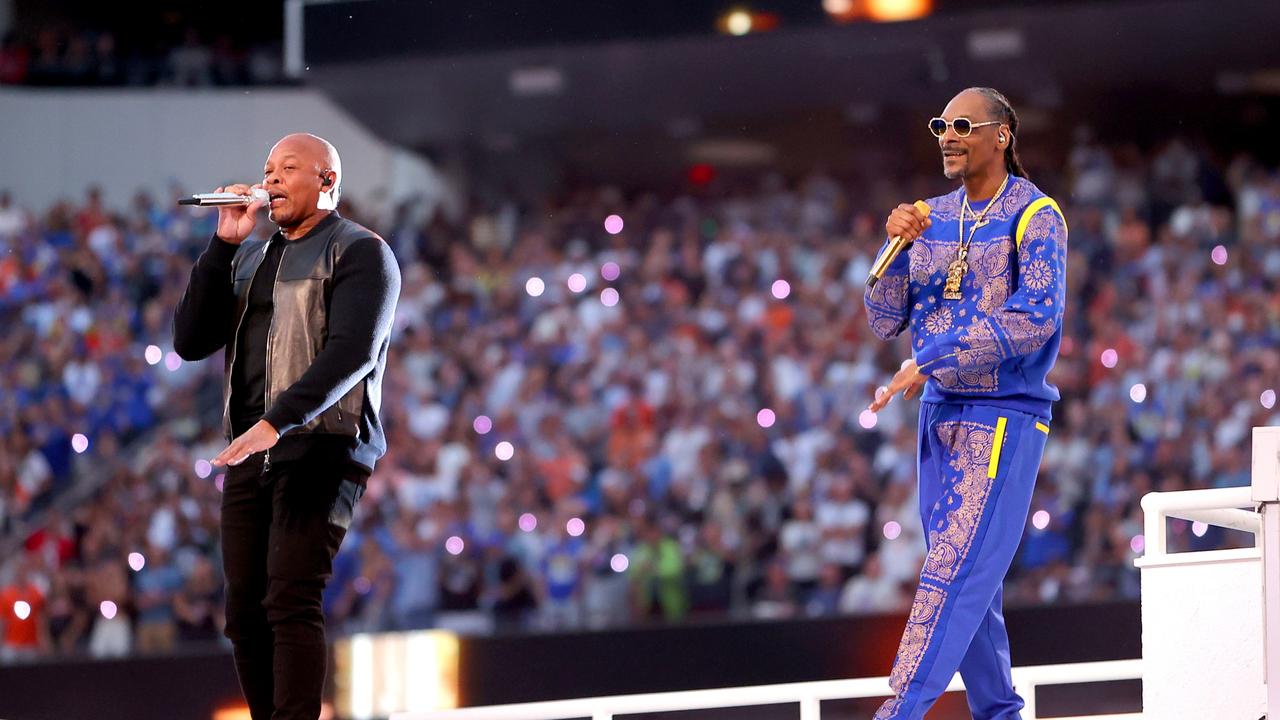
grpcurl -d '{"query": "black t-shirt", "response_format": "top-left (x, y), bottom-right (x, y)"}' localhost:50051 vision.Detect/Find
top-left (230, 238), bottom-right (285, 436)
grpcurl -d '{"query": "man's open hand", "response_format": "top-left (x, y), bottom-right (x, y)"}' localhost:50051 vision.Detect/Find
top-left (868, 359), bottom-right (928, 413)
top-left (212, 420), bottom-right (280, 467)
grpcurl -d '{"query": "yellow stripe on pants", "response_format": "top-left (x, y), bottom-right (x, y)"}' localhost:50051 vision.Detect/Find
top-left (987, 417), bottom-right (1008, 479)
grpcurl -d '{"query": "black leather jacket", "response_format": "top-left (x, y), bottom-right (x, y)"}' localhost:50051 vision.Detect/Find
top-left (174, 212), bottom-right (400, 472)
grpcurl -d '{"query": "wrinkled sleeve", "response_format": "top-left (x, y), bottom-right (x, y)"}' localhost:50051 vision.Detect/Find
top-left (863, 237), bottom-right (912, 340)
top-left (915, 205), bottom-right (1066, 374)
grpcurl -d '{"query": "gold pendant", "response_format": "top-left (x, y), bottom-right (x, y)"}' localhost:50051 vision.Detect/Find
top-left (943, 258), bottom-right (967, 300)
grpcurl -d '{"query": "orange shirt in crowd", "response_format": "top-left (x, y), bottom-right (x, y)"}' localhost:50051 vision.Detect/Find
top-left (0, 583), bottom-right (45, 648)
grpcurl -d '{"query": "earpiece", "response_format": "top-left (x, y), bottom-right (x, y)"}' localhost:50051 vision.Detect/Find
top-left (999, 133), bottom-right (1007, 143)
top-left (321, 174), bottom-right (332, 187)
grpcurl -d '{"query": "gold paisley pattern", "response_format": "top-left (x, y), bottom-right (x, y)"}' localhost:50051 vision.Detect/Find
top-left (995, 311), bottom-right (1056, 357)
top-left (931, 320), bottom-right (1001, 393)
top-left (975, 237), bottom-right (1012, 285)
top-left (874, 419), bottom-right (1000, 719)
top-left (977, 277), bottom-right (1010, 316)
top-left (1023, 258), bottom-right (1053, 291)
top-left (922, 421), bottom-right (997, 583)
top-left (922, 307), bottom-right (954, 336)
top-left (908, 242), bottom-right (936, 286)
top-left (876, 585), bottom-right (948, 719)
top-left (927, 191), bottom-right (963, 221)
top-left (865, 274), bottom-right (910, 339)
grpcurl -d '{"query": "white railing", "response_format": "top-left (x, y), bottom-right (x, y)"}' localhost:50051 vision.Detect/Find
top-left (1139, 486), bottom-right (1260, 564)
top-left (392, 658), bottom-right (1143, 720)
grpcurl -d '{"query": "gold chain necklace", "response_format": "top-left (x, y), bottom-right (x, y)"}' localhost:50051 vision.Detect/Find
top-left (943, 173), bottom-right (1010, 301)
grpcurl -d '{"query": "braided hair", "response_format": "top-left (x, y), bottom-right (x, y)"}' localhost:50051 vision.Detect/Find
top-left (968, 87), bottom-right (1028, 179)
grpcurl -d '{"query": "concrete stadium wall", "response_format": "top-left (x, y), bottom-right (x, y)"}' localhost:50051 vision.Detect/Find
top-left (0, 87), bottom-right (455, 220)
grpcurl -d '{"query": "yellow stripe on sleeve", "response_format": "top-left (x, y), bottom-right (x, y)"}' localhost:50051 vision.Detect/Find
top-left (1015, 197), bottom-right (1067, 251)
top-left (987, 416), bottom-right (1008, 479)
top-left (1035, 422), bottom-right (1050, 435)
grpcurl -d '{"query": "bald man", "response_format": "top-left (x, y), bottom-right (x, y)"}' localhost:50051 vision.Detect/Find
top-left (174, 133), bottom-right (400, 720)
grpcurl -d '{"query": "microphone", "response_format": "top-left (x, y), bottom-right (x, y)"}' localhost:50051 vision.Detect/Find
top-left (866, 200), bottom-right (932, 289)
top-left (178, 188), bottom-right (269, 207)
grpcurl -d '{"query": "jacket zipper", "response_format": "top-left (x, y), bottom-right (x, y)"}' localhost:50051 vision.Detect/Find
top-left (262, 241), bottom-right (286, 475)
top-left (225, 239), bottom-right (271, 449)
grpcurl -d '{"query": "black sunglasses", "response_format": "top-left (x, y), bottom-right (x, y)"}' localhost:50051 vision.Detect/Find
top-left (929, 117), bottom-right (1002, 138)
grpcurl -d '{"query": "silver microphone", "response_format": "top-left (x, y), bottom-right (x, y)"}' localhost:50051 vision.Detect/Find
top-left (178, 188), bottom-right (269, 207)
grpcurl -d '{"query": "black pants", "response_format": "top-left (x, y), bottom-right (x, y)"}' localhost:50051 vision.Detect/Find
top-left (221, 449), bottom-right (366, 720)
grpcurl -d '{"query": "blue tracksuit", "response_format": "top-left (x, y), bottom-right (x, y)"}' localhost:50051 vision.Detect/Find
top-left (864, 176), bottom-right (1068, 719)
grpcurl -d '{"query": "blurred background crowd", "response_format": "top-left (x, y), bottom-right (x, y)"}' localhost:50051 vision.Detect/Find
top-left (3, 124), bottom-right (1278, 660)
top-left (0, 1), bottom-right (285, 87)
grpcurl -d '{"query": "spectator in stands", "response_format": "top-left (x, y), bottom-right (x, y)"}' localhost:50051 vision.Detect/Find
top-left (0, 555), bottom-right (51, 661)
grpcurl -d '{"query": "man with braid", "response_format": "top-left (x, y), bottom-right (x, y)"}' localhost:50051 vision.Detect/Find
top-left (863, 87), bottom-right (1068, 719)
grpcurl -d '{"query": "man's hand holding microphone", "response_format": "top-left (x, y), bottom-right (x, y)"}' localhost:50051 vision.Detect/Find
top-left (867, 200), bottom-right (933, 414)
top-left (210, 184), bottom-right (268, 245)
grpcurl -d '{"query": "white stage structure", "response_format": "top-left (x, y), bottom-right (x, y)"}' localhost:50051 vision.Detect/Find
top-left (389, 427), bottom-right (1280, 720)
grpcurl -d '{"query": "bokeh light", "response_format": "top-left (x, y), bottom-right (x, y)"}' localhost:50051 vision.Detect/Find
top-left (882, 521), bottom-right (902, 540)
top-left (600, 288), bottom-right (620, 307)
top-left (771, 279), bottom-right (791, 299)
top-left (194, 459), bottom-right (212, 478)
top-left (858, 409), bottom-right (878, 429)
top-left (601, 261), bottom-right (621, 281)
top-left (1262, 389), bottom-right (1276, 410)
top-left (144, 345), bottom-right (163, 365)
top-left (495, 441), bottom-right (514, 461)
top-left (567, 273), bottom-right (587, 293)
top-left (1032, 510), bottom-right (1051, 530)
top-left (1130, 534), bottom-right (1145, 554)
top-left (1211, 245), bottom-right (1228, 265)
top-left (71, 433), bottom-right (89, 453)
top-left (473, 415), bottom-right (493, 434)
top-left (1129, 383), bottom-right (1147, 403)
top-left (100, 601), bottom-right (118, 620)
top-left (610, 554), bottom-right (629, 572)
top-left (756, 408), bottom-right (776, 428)
top-left (353, 576), bottom-right (372, 594)
top-left (518, 513), bottom-right (538, 532)
top-left (823, 0), bottom-right (854, 15)
top-left (525, 277), bottom-right (545, 297)
top-left (566, 517), bottom-right (586, 537)
top-left (445, 536), bottom-right (465, 555)
top-left (128, 552), bottom-right (146, 572)
top-left (1192, 521), bottom-right (1208, 538)
top-left (604, 215), bottom-right (624, 235)
top-left (164, 352), bottom-right (182, 372)
top-left (1100, 348), bottom-right (1118, 368)
top-left (725, 9), bottom-right (752, 35)
top-left (13, 601), bottom-right (31, 621)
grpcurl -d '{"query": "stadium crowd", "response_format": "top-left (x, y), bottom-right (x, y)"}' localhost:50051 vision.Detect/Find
top-left (0, 26), bottom-right (282, 87)
top-left (1, 132), bottom-right (1279, 660)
